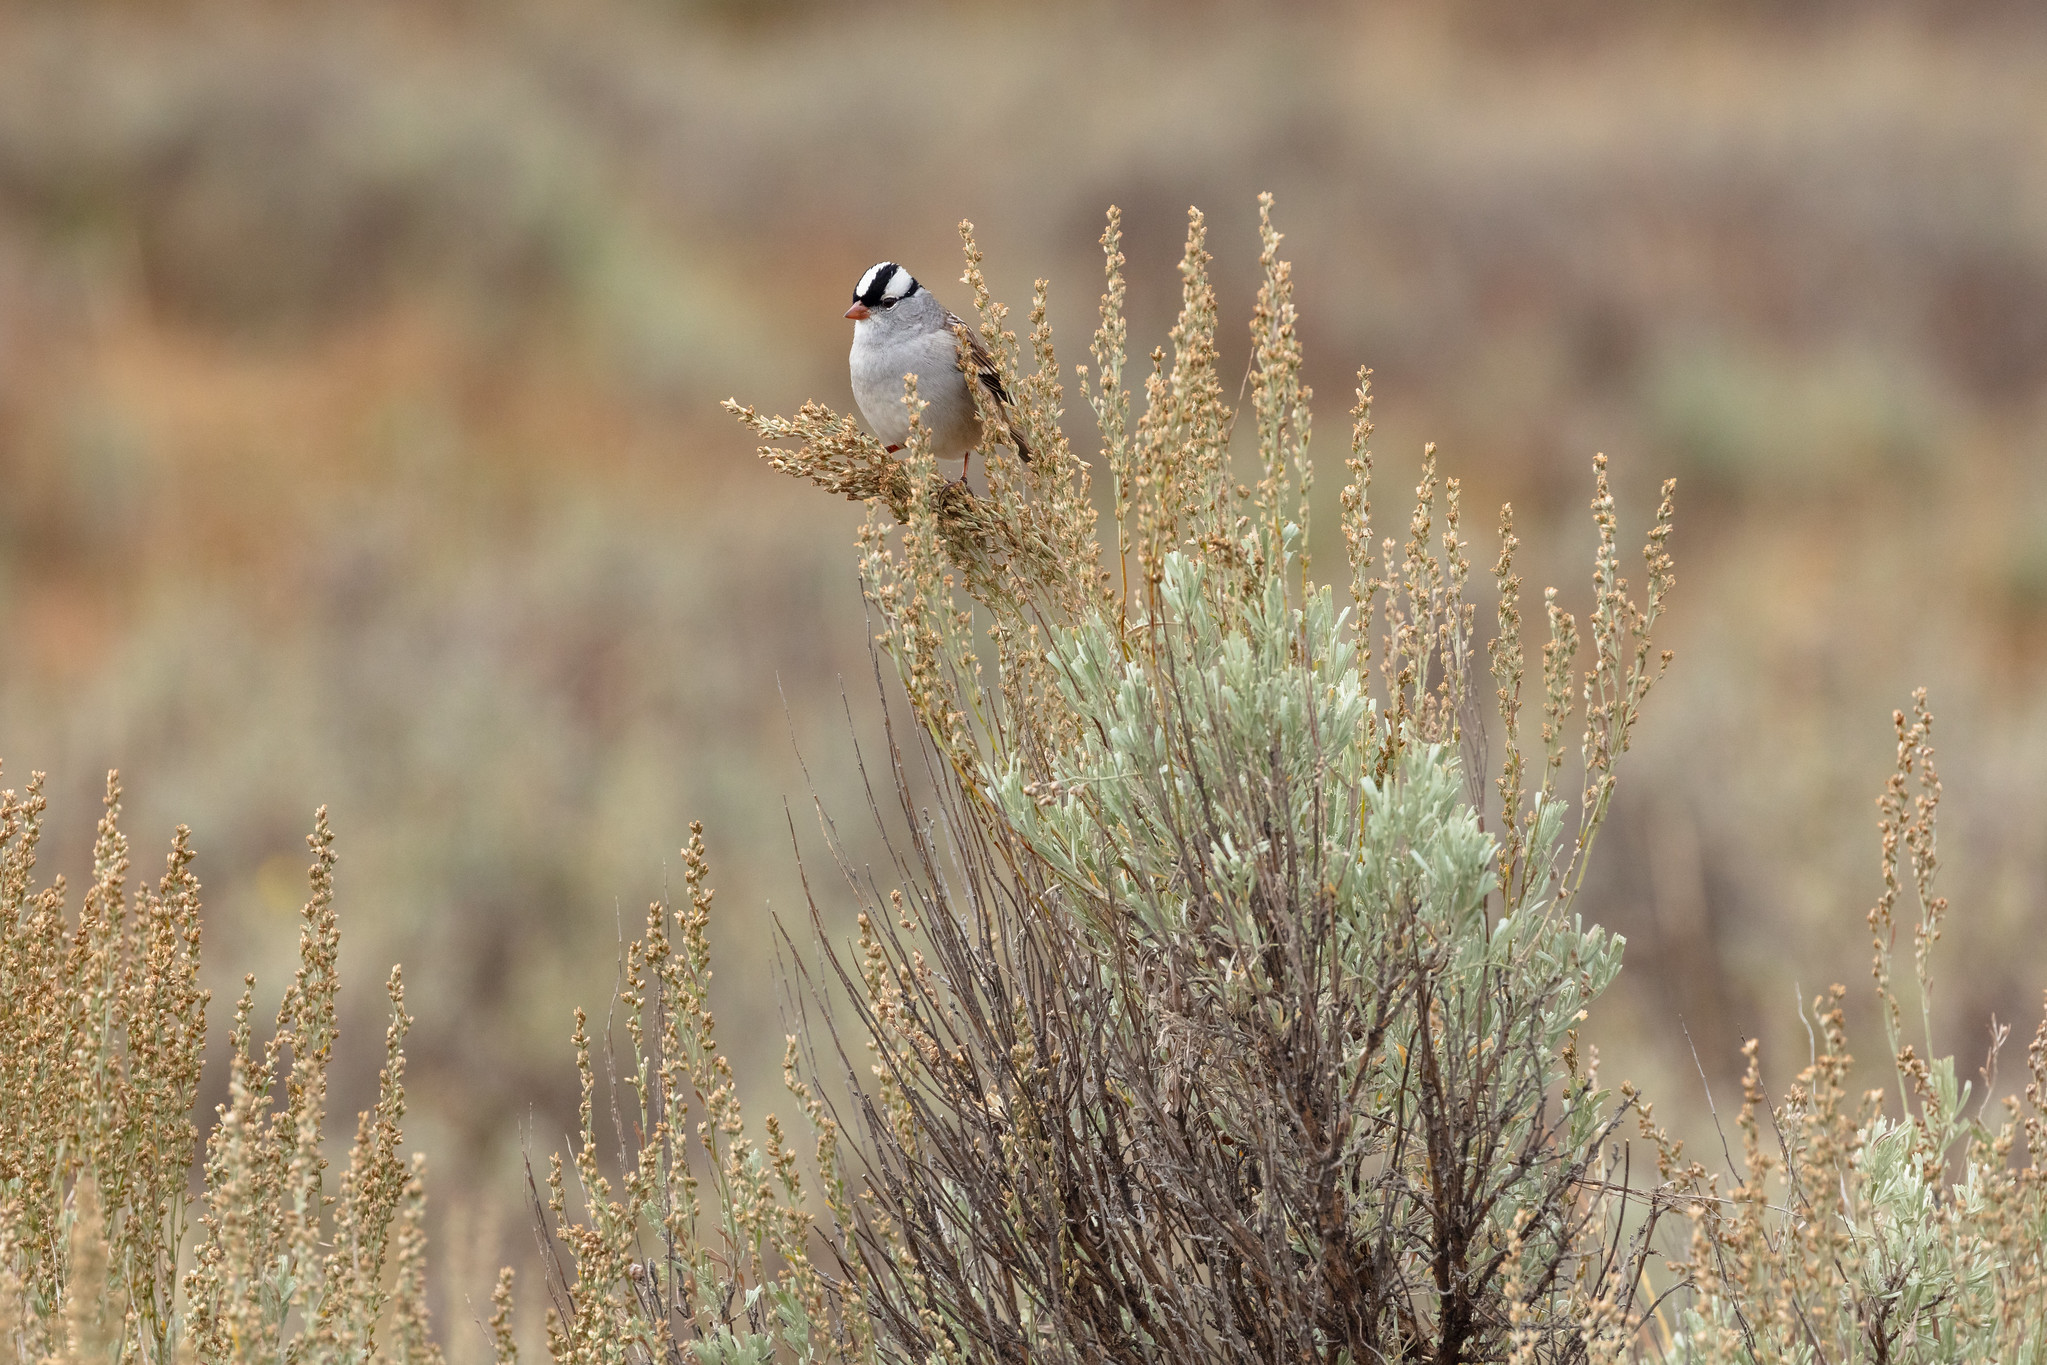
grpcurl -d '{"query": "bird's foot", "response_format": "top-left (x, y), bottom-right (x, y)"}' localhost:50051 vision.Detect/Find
top-left (884, 444), bottom-right (903, 453)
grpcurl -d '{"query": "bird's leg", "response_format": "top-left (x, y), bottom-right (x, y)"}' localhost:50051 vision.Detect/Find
top-left (956, 450), bottom-right (975, 490)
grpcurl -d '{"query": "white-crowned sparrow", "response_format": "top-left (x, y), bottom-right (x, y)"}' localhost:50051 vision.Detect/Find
top-left (846, 261), bottom-right (1030, 483)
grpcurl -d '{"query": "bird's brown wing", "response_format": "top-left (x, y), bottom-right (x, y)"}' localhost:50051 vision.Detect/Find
top-left (946, 310), bottom-right (1032, 462)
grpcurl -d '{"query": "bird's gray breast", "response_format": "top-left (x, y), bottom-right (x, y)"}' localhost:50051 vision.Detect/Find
top-left (851, 327), bottom-right (980, 458)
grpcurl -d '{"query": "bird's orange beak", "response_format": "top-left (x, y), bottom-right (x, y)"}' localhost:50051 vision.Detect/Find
top-left (845, 302), bottom-right (871, 320)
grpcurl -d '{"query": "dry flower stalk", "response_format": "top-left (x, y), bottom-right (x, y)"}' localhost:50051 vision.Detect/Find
top-left (0, 780), bottom-right (443, 1363)
top-left (1653, 689), bottom-right (2047, 1360)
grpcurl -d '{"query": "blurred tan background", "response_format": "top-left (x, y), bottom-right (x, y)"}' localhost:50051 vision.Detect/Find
top-left (4, 0), bottom-right (2047, 1344)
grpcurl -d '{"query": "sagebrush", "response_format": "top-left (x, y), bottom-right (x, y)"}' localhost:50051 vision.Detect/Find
top-left (0, 784), bottom-right (439, 1363)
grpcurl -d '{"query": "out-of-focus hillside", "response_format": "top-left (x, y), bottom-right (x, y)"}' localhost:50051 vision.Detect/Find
top-left (2, 0), bottom-right (2046, 1344)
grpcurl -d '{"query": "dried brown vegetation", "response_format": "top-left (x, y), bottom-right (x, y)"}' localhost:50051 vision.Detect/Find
top-left (0, 781), bottom-right (440, 1362)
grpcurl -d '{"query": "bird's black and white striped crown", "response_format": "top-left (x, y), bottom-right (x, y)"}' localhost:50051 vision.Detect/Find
top-left (854, 262), bottom-right (921, 308)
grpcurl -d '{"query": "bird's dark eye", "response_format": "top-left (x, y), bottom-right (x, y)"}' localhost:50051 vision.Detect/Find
top-left (878, 299), bottom-right (895, 309)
